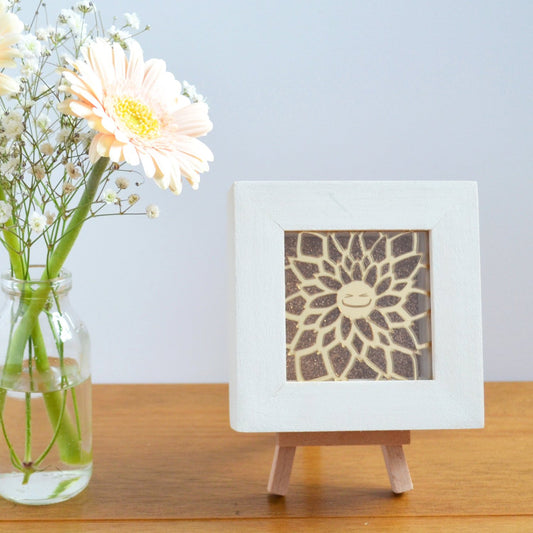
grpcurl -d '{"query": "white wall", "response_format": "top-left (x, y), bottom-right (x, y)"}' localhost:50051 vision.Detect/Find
top-left (7, 1), bottom-right (532, 382)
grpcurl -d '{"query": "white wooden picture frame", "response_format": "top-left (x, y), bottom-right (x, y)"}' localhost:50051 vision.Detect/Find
top-left (229, 181), bottom-right (483, 432)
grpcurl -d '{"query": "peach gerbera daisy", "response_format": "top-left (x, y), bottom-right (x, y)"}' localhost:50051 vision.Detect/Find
top-left (58, 39), bottom-right (213, 194)
top-left (0, 6), bottom-right (23, 95)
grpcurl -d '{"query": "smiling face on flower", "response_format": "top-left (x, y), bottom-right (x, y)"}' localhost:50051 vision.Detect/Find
top-left (58, 39), bottom-right (213, 195)
top-left (285, 230), bottom-right (432, 381)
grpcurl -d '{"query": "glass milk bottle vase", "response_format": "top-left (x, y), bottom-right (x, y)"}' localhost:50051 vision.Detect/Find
top-left (0, 267), bottom-right (92, 505)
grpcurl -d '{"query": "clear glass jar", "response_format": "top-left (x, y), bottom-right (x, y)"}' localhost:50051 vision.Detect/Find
top-left (0, 267), bottom-right (92, 505)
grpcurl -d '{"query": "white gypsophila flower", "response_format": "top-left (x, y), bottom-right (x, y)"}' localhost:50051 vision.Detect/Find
top-left (35, 27), bottom-right (52, 41)
top-left (107, 25), bottom-right (131, 44)
top-left (21, 58), bottom-right (39, 77)
top-left (124, 12), bottom-right (140, 30)
top-left (103, 188), bottom-right (117, 204)
top-left (63, 182), bottom-right (75, 194)
top-left (58, 8), bottom-right (76, 25)
top-left (145, 204), bottom-right (160, 219)
top-left (78, 130), bottom-right (94, 147)
top-left (76, 1), bottom-right (95, 13)
top-left (70, 18), bottom-right (87, 41)
top-left (56, 126), bottom-right (71, 143)
top-left (1, 111), bottom-right (24, 139)
top-left (115, 177), bottom-right (129, 190)
top-left (59, 8), bottom-right (86, 41)
top-left (32, 164), bottom-right (45, 180)
top-left (182, 81), bottom-right (206, 104)
top-left (40, 142), bottom-right (54, 156)
top-left (128, 193), bottom-right (139, 205)
top-left (0, 157), bottom-right (18, 178)
top-left (49, 27), bottom-right (67, 45)
top-left (65, 162), bottom-right (81, 180)
top-left (29, 211), bottom-right (47, 235)
top-left (45, 210), bottom-right (56, 225)
top-left (22, 95), bottom-right (36, 110)
top-left (36, 112), bottom-right (50, 132)
top-left (18, 34), bottom-right (42, 59)
top-left (0, 200), bottom-right (12, 223)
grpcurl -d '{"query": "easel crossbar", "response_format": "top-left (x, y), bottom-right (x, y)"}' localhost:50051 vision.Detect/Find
top-left (268, 430), bottom-right (413, 496)
top-left (277, 430), bottom-right (410, 447)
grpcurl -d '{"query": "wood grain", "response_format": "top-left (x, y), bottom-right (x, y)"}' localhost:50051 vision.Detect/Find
top-left (381, 445), bottom-right (413, 494)
top-left (1, 517), bottom-right (533, 533)
top-left (267, 443), bottom-right (296, 495)
top-left (278, 430), bottom-right (410, 447)
top-left (0, 382), bottom-right (531, 530)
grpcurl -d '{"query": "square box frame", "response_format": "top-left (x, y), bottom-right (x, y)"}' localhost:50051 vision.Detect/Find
top-left (229, 181), bottom-right (483, 432)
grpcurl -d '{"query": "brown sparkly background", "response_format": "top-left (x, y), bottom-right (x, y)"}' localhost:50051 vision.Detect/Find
top-left (285, 231), bottom-right (432, 381)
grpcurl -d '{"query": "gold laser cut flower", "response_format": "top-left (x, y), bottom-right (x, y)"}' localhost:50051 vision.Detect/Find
top-left (285, 231), bottom-right (432, 381)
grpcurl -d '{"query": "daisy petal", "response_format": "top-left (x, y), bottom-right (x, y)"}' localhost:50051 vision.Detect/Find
top-left (58, 39), bottom-right (213, 193)
top-left (123, 143), bottom-right (140, 166)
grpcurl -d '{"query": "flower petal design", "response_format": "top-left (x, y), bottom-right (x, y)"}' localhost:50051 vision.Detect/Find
top-left (285, 230), bottom-right (432, 382)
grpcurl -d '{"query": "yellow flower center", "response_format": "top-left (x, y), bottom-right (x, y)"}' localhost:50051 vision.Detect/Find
top-left (114, 97), bottom-right (160, 139)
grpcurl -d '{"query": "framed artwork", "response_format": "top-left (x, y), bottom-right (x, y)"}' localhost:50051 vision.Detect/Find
top-left (229, 181), bottom-right (483, 432)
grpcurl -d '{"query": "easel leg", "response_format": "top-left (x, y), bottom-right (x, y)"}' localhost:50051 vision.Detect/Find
top-left (381, 445), bottom-right (413, 494)
top-left (267, 443), bottom-right (296, 496)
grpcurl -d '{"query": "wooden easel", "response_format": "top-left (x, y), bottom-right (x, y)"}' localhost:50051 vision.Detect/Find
top-left (267, 430), bottom-right (413, 496)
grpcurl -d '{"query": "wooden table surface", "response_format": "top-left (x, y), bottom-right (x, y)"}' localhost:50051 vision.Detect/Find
top-left (0, 382), bottom-right (531, 532)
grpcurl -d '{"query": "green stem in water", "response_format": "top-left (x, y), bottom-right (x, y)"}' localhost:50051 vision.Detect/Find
top-left (71, 388), bottom-right (82, 441)
top-left (33, 320), bottom-right (88, 464)
top-left (24, 392), bottom-right (31, 464)
top-left (34, 390), bottom-right (69, 468)
top-left (0, 409), bottom-right (23, 472)
top-left (22, 392), bottom-right (32, 485)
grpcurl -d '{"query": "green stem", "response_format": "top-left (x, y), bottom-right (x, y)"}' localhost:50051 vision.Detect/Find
top-left (33, 321), bottom-right (86, 464)
top-left (71, 388), bottom-right (82, 440)
top-left (22, 392), bottom-right (32, 485)
top-left (1, 157), bottom-right (109, 378)
top-left (34, 390), bottom-right (68, 468)
top-left (24, 392), bottom-right (31, 463)
top-left (0, 187), bottom-right (25, 279)
top-left (0, 157), bottom-right (108, 468)
top-left (0, 410), bottom-right (23, 471)
top-left (46, 157), bottom-right (110, 278)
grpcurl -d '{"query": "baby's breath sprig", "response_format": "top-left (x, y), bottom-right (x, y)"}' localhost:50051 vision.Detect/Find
top-left (0, 2), bottom-right (156, 275)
